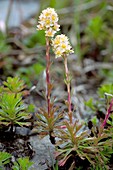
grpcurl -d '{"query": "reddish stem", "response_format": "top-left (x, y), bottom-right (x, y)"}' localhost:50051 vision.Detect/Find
top-left (102, 98), bottom-right (113, 128)
top-left (46, 37), bottom-right (51, 116)
top-left (64, 56), bottom-right (72, 123)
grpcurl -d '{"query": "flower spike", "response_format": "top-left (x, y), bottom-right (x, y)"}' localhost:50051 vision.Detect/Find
top-left (52, 34), bottom-right (74, 58)
top-left (37, 8), bottom-right (60, 37)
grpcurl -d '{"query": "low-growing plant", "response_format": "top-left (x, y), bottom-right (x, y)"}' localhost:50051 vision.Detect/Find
top-left (55, 96), bottom-right (113, 168)
top-left (85, 84), bottom-right (113, 169)
top-left (0, 152), bottom-right (33, 170)
top-left (2, 76), bottom-right (26, 94)
top-left (0, 93), bottom-right (31, 130)
top-left (0, 152), bottom-right (11, 170)
top-left (85, 83), bottom-right (113, 122)
top-left (56, 124), bottom-right (112, 169)
top-left (12, 157), bottom-right (33, 170)
top-left (0, 77), bottom-right (33, 132)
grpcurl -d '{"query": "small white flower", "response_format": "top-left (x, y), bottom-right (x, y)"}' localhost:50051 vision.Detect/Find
top-left (45, 28), bottom-right (56, 37)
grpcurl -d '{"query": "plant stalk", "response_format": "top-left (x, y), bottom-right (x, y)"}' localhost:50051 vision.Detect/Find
top-left (63, 55), bottom-right (72, 124)
top-left (45, 37), bottom-right (56, 144)
top-left (46, 37), bottom-right (51, 116)
top-left (102, 98), bottom-right (113, 128)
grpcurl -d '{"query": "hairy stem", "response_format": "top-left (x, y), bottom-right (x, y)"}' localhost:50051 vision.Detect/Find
top-left (102, 98), bottom-right (113, 128)
top-left (45, 37), bottom-right (55, 144)
top-left (46, 37), bottom-right (51, 116)
top-left (63, 55), bottom-right (72, 123)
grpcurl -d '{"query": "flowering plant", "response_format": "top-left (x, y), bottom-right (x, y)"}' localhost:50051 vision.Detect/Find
top-left (36, 8), bottom-right (62, 144)
top-left (36, 7), bottom-right (113, 169)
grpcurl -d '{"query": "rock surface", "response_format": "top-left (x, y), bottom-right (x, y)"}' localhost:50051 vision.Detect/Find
top-left (0, 0), bottom-right (39, 27)
top-left (29, 135), bottom-right (55, 170)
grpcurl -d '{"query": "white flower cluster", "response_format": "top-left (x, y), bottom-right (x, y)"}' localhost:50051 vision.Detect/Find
top-left (37, 8), bottom-right (60, 37)
top-left (52, 34), bottom-right (74, 58)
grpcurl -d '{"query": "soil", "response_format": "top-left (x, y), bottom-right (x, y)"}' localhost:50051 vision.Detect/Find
top-left (0, 126), bottom-right (55, 170)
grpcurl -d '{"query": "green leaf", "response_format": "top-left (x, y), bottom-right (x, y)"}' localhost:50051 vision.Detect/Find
top-left (0, 152), bottom-right (11, 166)
top-left (98, 84), bottom-right (113, 98)
top-left (85, 98), bottom-right (95, 111)
top-left (12, 157), bottom-right (33, 170)
top-left (23, 31), bottom-right (45, 47)
top-left (3, 77), bottom-right (25, 93)
top-left (0, 92), bottom-right (30, 127)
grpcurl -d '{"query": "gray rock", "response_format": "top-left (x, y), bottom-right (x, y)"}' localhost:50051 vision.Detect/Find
top-left (0, 0), bottom-right (40, 27)
top-left (29, 135), bottom-right (55, 170)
